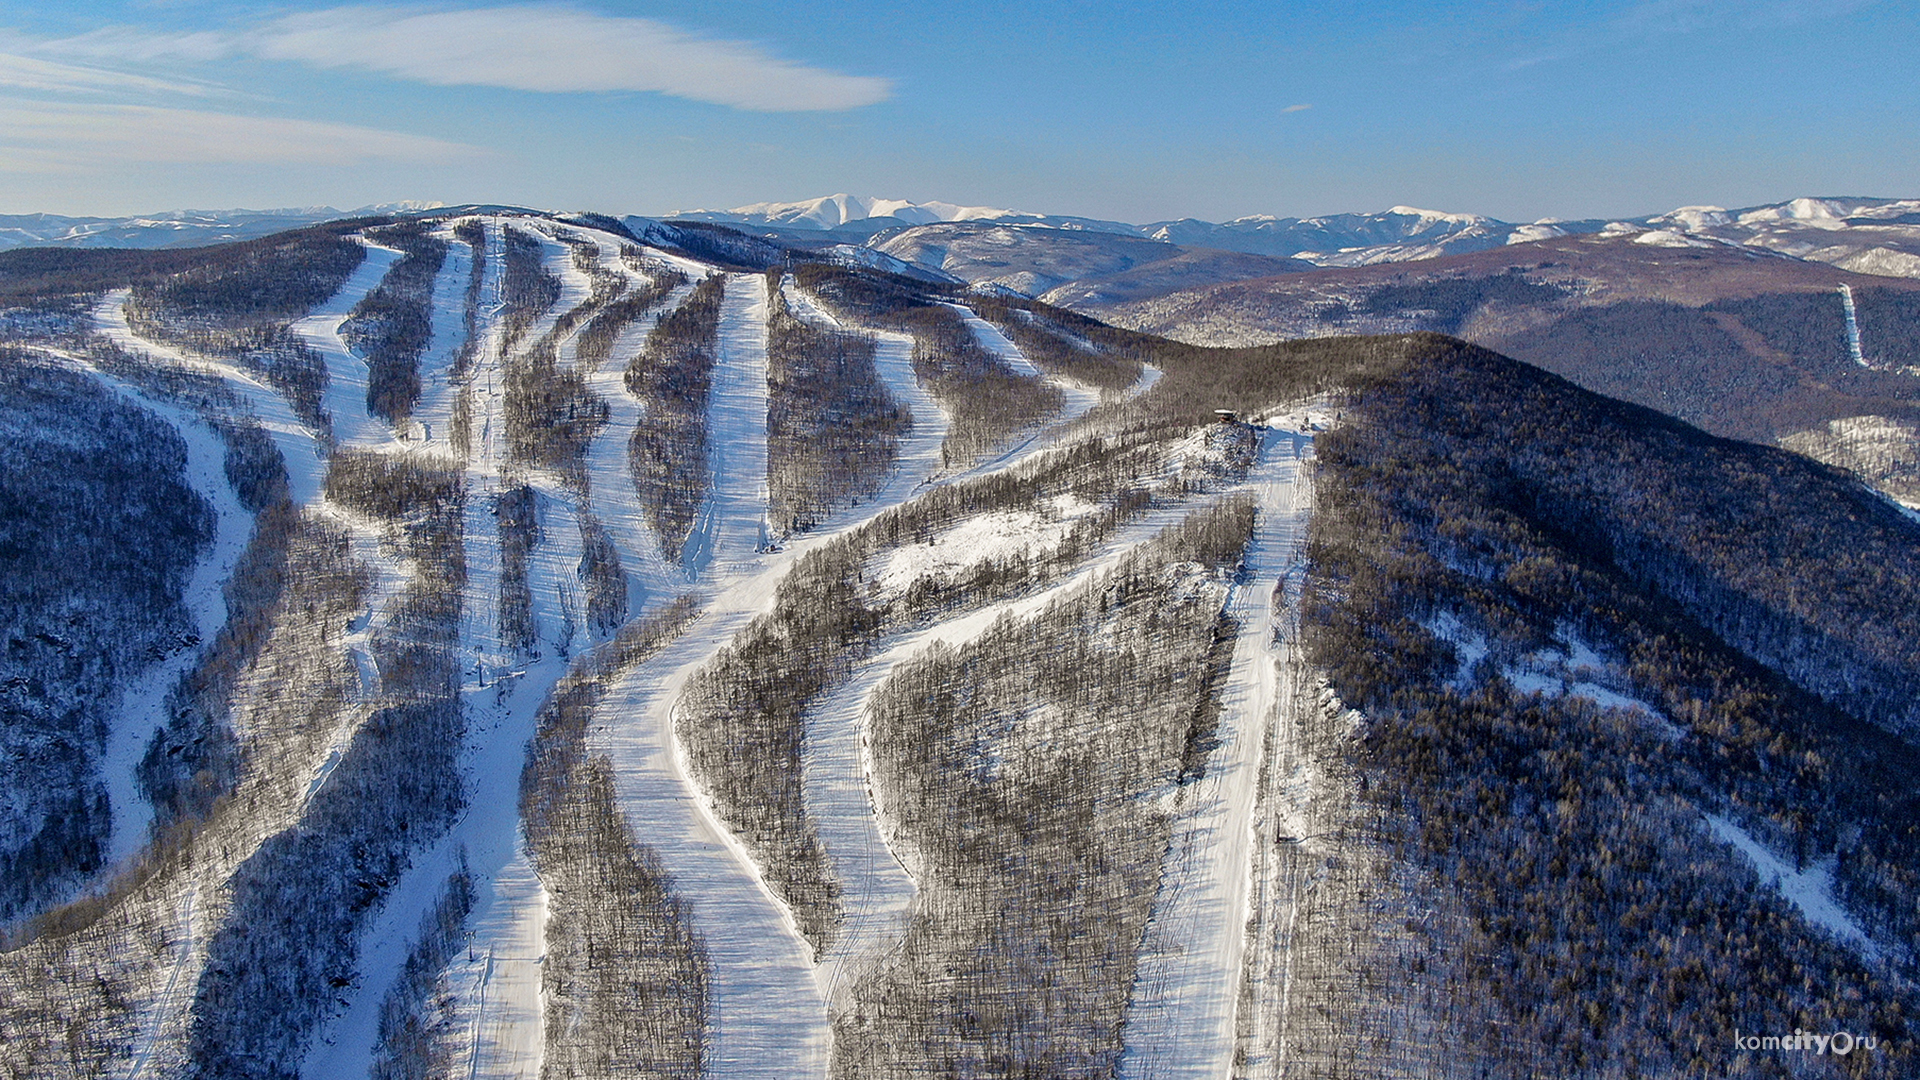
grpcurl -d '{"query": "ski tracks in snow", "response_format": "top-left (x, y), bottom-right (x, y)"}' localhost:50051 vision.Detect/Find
top-left (1120, 421), bottom-right (1316, 1080)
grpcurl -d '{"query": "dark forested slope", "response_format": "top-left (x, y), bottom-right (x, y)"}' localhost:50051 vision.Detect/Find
top-left (1296, 334), bottom-right (1920, 1076)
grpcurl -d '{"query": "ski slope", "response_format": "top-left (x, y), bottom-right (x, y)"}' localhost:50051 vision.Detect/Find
top-left (62, 215), bottom-right (1322, 1080)
top-left (295, 240), bottom-right (402, 448)
top-left (1120, 420), bottom-right (1316, 1080)
top-left (36, 355), bottom-right (255, 870)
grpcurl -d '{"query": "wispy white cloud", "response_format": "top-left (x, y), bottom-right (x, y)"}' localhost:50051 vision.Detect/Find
top-left (1282, 103), bottom-right (1312, 113)
top-left (46, 4), bottom-right (893, 112)
top-left (0, 52), bottom-right (220, 96)
top-left (0, 99), bottom-right (481, 171)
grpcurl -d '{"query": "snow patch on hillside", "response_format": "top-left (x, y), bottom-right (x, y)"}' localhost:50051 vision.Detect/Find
top-left (1705, 815), bottom-right (1880, 960)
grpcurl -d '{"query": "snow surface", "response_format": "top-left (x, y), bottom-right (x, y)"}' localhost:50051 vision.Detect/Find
top-left (1705, 815), bottom-right (1880, 960)
top-left (683, 193), bottom-right (1025, 230)
top-left (1836, 246), bottom-right (1920, 279)
top-left (295, 240), bottom-right (403, 448)
top-left (1633, 228), bottom-right (1715, 249)
top-left (37, 356), bottom-right (255, 869)
top-left (1120, 421), bottom-right (1315, 1080)
top-left (681, 274), bottom-right (773, 576)
top-left (1840, 284), bottom-right (1867, 366)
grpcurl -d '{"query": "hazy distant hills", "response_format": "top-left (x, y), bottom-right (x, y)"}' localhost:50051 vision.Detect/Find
top-left (677, 192), bottom-right (1920, 277)
top-left (0, 204), bottom-right (444, 251)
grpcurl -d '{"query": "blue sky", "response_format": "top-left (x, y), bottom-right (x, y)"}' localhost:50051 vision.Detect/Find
top-left (0, 0), bottom-right (1912, 222)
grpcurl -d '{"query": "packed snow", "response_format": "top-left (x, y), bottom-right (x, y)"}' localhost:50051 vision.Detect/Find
top-left (1121, 419), bottom-right (1315, 1080)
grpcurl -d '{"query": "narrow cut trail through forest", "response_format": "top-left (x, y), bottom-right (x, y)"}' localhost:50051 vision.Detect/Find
top-left (413, 228), bottom-right (489, 452)
top-left (35, 356), bottom-right (256, 871)
top-left (1119, 414), bottom-right (1319, 1080)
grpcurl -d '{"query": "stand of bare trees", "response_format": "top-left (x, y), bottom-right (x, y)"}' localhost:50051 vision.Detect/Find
top-left (521, 600), bottom-right (709, 1080)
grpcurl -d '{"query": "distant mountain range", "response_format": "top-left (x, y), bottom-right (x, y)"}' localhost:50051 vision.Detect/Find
top-left (11, 194), bottom-right (1919, 287)
top-left (0, 203), bottom-right (445, 250)
top-left (671, 192), bottom-right (1920, 278)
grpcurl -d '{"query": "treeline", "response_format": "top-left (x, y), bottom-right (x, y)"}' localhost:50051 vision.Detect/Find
top-left (837, 500), bottom-right (1251, 1078)
top-left (499, 227), bottom-right (561, 355)
top-left (792, 264), bottom-right (1060, 467)
top-left (626, 274), bottom-right (724, 562)
top-left (137, 411), bottom-right (296, 839)
top-left (325, 449), bottom-right (466, 698)
top-left (1489, 292), bottom-right (1920, 445)
top-left (764, 270), bottom-right (910, 535)
top-left (0, 355), bottom-right (212, 924)
top-left (120, 224), bottom-right (371, 327)
top-left (574, 257), bottom-right (686, 372)
top-left (1854, 286), bottom-right (1920, 371)
top-left (497, 485), bottom-right (539, 656)
top-left (520, 599), bottom-right (708, 1080)
top-left (1297, 334), bottom-right (1920, 1074)
top-left (448, 219), bottom-right (488, 454)
top-left (186, 695), bottom-right (467, 1078)
top-left (342, 223), bottom-right (450, 424)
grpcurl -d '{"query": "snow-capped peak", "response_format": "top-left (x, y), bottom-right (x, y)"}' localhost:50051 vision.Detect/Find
top-left (678, 193), bottom-right (1029, 230)
top-left (1385, 205), bottom-right (1491, 225)
top-left (1651, 206), bottom-right (1731, 231)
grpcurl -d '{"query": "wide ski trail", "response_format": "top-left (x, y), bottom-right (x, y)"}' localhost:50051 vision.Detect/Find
top-left (1119, 416), bottom-right (1317, 1080)
top-left (294, 240), bottom-right (403, 448)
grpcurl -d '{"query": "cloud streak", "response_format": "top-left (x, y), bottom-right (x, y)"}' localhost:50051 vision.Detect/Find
top-left (0, 99), bottom-right (480, 170)
top-left (50, 4), bottom-right (892, 113)
top-left (0, 52), bottom-right (219, 97)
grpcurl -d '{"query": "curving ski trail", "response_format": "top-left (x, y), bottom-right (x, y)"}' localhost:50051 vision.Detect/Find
top-left (294, 240), bottom-right (403, 448)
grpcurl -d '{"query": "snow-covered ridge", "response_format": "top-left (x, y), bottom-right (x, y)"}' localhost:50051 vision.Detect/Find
top-left (669, 191), bottom-right (1920, 280)
top-left (674, 193), bottom-right (1029, 230)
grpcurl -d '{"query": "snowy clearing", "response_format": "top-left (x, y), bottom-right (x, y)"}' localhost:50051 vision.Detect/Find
top-left (1705, 815), bottom-right (1880, 961)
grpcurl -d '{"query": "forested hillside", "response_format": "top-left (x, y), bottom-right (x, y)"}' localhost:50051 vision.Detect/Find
top-left (0, 211), bottom-right (1914, 1080)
